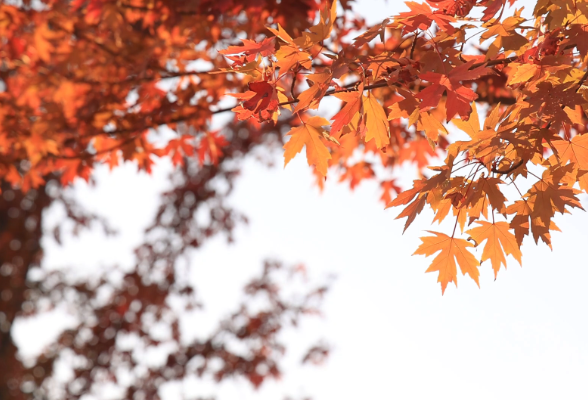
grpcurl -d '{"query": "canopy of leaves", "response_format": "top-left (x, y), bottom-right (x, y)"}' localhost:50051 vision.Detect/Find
top-left (217, 0), bottom-right (588, 293)
top-left (0, 1), bottom-right (340, 398)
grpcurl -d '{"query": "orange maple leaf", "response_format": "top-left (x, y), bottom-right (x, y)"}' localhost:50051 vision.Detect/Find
top-left (413, 231), bottom-right (480, 294)
top-left (362, 93), bottom-right (390, 149)
top-left (330, 85), bottom-right (363, 136)
top-left (551, 134), bottom-right (588, 170)
top-left (380, 179), bottom-right (402, 205)
top-left (466, 221), bottom-right (522, 278)
top-left (293, 1), bottom-right (337, 48)
top-left (339, 161), bottom-right (374, 190)
top-left (198, 131), bottom-right (229, 166)
top-left (293, 72), bottom-right (332, 113)
top-left (283, 116), bottom-right (333, 176)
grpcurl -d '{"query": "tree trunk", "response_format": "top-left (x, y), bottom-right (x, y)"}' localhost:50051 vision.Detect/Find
top-left (0, 182), bottom-right (51, 400)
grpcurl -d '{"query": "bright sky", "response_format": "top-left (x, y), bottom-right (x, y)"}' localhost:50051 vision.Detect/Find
top-left (14, 1), bottom-right (588, 399)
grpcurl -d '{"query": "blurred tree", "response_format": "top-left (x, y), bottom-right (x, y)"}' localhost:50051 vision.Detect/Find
top-left (0, 0), bottom-right (342, 398)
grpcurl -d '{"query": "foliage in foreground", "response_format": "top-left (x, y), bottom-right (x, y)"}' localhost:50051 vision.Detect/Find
top-left (222, 0), bottom-right (588, 293)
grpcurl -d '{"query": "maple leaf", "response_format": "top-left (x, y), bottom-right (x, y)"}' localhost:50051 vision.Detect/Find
top-left (417, 60), bottom-right (494, 120)
top-left (266, 24), bottom-right (312, 72)
top-left (396, 2), bottom-right (456, 34)
top-left (339, 162), bottom-right (375, 190)
top-left (413, 231), bottom-right (480, 294)
top-left (388, 168), bottom-right (451, 231)
top-left (380, 179), bottom-right (402, 205)
top-left (267, 23), bottom-right (295, 44)
top-left (551, 134), bottom-right (588, 170)
top-left (198, 131), bottom-right (229, 166)
top-left (417, 111), bottom-right (447, 142)
top-left (211, 55), bottom-right (263, 78)
top-left (165, 135), bottom-right (195, 166)
top-left (506, 200), bottom-right (532, 246)
top-left (567, 24), bottom-right (588, 58)
top-left (479, 0), bottom-right (508, 22)
top-left (331, 86), bottom-right (363, 137)
top-left (219, 37), bottom-right (276, 58)
top-left (526, 179), bottom-right (583, 229)
top-left (387, 180), bottom-right (427, 209)
top-left (398, 137), bottom-right (437, 168)
top-left (274, 44), bottom-right (312, 73)
top-left (480, 12), bottom-right (527, 59)
top-left (506, 165), bottom-right (583, 247)
top-left (395, 194), bottom-right (427, 232)
top-left (524, 82), bottom-right (586, 130)
top-left (464, 177), bottom-right (507, 222)
top-left (353, 18), bottom-right (391, 46)
top-left (362, 93), bottom-right (390, 149)
top-left (452, 101), bottom-right (482, 139)
top-left (293, 72), bottom-right (333, 113)
top-left (294, 1), bottom-right (337, 48)
top-left (229, 81), bottom-right (279, 122)
top-left (467, 221), bottom-right (522, 278)
top-left (388, 88), bottom-right (420, 122)
top-left (506, 63), bottom-right (540, 85)
top-left (283, 116), bottom-right (333, 176)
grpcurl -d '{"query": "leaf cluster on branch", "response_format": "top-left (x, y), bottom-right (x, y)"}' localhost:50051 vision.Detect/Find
top-left (217, 0), bottom-right (588, 293)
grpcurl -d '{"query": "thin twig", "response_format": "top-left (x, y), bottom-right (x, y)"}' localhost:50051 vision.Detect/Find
top-left (410, 31), bottom-right (418, 59)
top-left (491, 159), bottom-right (524, 175)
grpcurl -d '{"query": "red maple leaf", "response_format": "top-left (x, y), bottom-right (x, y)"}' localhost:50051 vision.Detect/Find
top-left (416, 60), bottom-right (493, 120)
top-left (229, 81), bottom-right (278, 122)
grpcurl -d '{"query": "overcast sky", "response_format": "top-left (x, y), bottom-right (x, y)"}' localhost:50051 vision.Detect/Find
top-left (15, 1), bottom-right (588, 399)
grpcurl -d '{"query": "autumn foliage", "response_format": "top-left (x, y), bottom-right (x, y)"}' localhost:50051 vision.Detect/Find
top-left (219, 0), bottom-right (588, 293)
top-left (2, 0), bottom-right (588, 397)
top-left (0, 1), bottom-right (335, 399)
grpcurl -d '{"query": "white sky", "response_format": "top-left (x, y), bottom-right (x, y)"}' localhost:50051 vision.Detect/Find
top-left (14, 1), bottom-right (588, 399)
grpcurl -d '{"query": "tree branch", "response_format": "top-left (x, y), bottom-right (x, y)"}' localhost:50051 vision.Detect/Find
top-left (491, 159), bottom-right (524, 175)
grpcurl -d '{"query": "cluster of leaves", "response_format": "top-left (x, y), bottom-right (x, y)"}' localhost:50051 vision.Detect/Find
top-left (221, 0), bottom-right (588, 293)
top-left (0, 0), bottom-right (333, 190)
